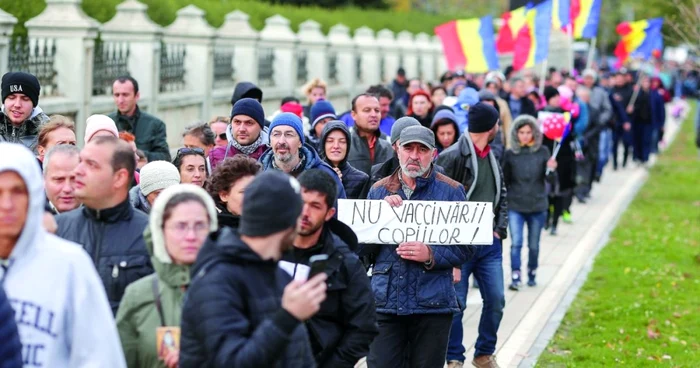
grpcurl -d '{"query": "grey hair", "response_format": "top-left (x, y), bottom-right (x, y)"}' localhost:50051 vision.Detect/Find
top-left (43, 144), bottom-right (80, 176)
top-left (576, 86), bottom-right (591, 96)
top-left (182, 121), bottom-right (216, 147)
top-left (508, 77), bottom-right (524, 86)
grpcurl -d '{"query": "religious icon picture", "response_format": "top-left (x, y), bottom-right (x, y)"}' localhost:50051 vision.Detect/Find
top-left (156, 326), bottom-right (180, 360)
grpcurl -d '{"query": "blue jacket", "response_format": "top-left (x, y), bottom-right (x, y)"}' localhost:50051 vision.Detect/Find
top-left (650, 90), bottom-right (666, 130)
top-left (365, 167), bottom-right (470, 315)
top-left (260, 143), bottom-right (347, 201)
top-left (0, 286), bottom-right (22, 368)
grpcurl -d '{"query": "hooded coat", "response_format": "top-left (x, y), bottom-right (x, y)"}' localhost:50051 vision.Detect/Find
top-left (179, 228), bottom-right (316, 368)
top-left (502, 116), bottom-right (556, 213)
top-left (260, 143), bottom-right (347, 201)
top-left (453, 88), bottom-right (480, 134)
top-left (319, 121), bottom-right (370, 199)
top-left (129, 184), bottom-right (151, 214)
top-left (0, 106), bottom-right (49, 152)
top-left (116, 185), bottom-right (219, 368)
top-left (0, 143), bottom-right (126, 367)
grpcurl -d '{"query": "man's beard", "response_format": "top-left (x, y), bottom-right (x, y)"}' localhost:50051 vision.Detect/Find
top-left (274, 143), bottom-right (293, 162)
top-left (400, 159), bottom-right (429, 178)
top-left (298, 217), bottom-right (324, 237)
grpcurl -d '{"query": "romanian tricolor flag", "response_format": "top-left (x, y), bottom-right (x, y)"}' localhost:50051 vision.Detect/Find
top-left (551, 0), bottom-right (571, 32)
top-left (496, 5), bottom-right (529, 54)
top-left (512, 0), bottom-right (553, 71)
top-left (434, 16), bottom-right (500, 73)
top-left (570, 0), bottom-right (602, 38)
top-left (614, 18), bottom-right (664, 67)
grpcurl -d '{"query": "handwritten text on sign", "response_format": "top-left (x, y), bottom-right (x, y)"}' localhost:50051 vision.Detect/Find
top-left (338, 199), bottom-right (493, 245)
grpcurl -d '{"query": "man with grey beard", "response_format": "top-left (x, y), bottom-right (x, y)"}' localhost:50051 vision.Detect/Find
top-left (364, 125), bottom-right (470, 368)
top-left (259, 112), bottom-right (346, 202)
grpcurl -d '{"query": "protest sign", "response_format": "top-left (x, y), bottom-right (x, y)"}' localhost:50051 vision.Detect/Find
top-left (338, 199), bottom-right (493, 245)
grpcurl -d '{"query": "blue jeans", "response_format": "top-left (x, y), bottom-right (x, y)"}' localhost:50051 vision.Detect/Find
top-left (446, 237), bottom-right (505, 362)
top-left (596, 128), bottom-right (612, 177)
top-left (508, 210), bottom-right (547, 272)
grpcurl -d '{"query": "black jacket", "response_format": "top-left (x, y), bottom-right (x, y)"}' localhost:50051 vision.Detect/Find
top-left (55, 198), bottom-right (153, 314)
top-left (507, 95), bottom-right (538, 119)
top-left (280, 220), bottom-right (377, 368)
top-left (108, 107), bottom-right (171, 162)
top-left (217, 207), bottom-right (241, 230)
top-left (436, 133), bottom-right (509, 239)
top-left (319, 122), bottom-right (370, 199)
top-left (180, 228), bottom-right (315, 368)
top-left (346, 127), bottom-right (394, 177)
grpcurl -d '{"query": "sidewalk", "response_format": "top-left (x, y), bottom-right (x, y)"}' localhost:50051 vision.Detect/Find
top-left (458, 116), bottom-right (683, 368)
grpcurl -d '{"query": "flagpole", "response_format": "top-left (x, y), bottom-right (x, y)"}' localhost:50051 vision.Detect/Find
top-left (539, 59), bottom-right (548, 95)
top-left (586, 37), bottom-right (597, 69)
top-left (567, 24), bottom-right (574, 72)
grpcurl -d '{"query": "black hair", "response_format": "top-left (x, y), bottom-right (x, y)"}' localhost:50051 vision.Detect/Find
top-left (351, 93), bottom-right (379, 112)
top-left (366, 84), bottom-right (394, 100)
top-left (114, 75), bottom-right (139, 94)
top-left (297, 169), bottom-right (337, 210)
top-left (92, 135), bottom-right (135, 183)
top-left (281, 96), bottom-right (300, 106)
top-left (162, 192), bottom-right (209, 225)
top-left (172, 148), bottom-right (208, 176)
top-left (182, 121), bottom-right (216, 147)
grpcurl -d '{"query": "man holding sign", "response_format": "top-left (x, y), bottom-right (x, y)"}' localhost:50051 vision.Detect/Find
top-left (364, 125), bottom-right (470, 368)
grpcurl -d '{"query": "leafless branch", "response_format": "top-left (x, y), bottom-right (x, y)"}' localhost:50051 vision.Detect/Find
top-left (666, 0), bottom-right (700, 54)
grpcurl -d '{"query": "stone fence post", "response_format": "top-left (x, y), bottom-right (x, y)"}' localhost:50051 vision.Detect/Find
top-left (25, 0), bottom-right (100, 144)
top-left (258, 15), bottom-right (297, 99)
top-left (328, 24), bottom-right (355, 95)
top-left (397, 31), bottom-right (418, 79)
top-left (415, 33), bottom-right (434, 81)
top-left (297, 20), bottom-right (328, 86)
top-left (217, 10), bottom-right (258, 89)
top-left (353, 27), bottom-right (379, 90)
top-left (433, 35), bottom-right (448, 76)
top-left (376, 29), bottom-right (399, 83)
top-left (0, 9), bottom-right (16, 76)
top-left (101, 0), bottom-right (162, 113)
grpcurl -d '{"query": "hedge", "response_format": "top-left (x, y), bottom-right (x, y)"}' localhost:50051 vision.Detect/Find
top-left (0, 0), bottom-right (484, 36)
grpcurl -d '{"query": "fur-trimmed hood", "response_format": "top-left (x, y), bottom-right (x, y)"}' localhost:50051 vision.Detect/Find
top-left (509, 114), bottom-right (543, 154)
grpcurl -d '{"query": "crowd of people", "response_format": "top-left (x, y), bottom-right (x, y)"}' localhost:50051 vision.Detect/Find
top-left (0, 57), bottom-right (696, 368)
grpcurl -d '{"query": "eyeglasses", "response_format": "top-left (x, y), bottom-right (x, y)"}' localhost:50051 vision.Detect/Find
top-left (270, 131), bottom-right (299, 139)
top-left (166, 222), bottom-right (209, 235)
top-left (176, 147), bottom-right (205, 157)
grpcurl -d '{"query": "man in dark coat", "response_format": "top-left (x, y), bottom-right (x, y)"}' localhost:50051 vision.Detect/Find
top-left (346, 94), bottom-right (393, 176)
top-left (437, 103), bottom-right (508, 368)
top-left (369, 116), bottom-right (421, 186)
top-left (506, 77), bottom-right (537, 120)
top-left (56, 136), bottom-right (153, 314)
top-left (180, 170), bottom-right (326, 368)
top-left (281, 169), bottom-right (377, 367)
top-left (108, 76), bottom-right (170, 161)
top-left (319, 121), bottom-right (370, 199)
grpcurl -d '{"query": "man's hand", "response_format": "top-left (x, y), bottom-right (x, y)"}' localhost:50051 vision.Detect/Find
top-left (384, 195), bottom-right (403, 208)
top-left (282, 273), bottom-right (327, 321)
top-left (623, 122), bottom-right (632, 131)
top-left (613, 94), bottom-right (622, 102)
top-left (493, 231), bottom-right (501, 240)
top-left (546, 158), bottom-right (558, 170)
top-left (453, 268), bottom-right (461, 284)
top-left (396, 241), bottom-right (431, 263)
top-left (626, 105), bottom-right (634, 114)
top-left (163, 350), bottom-right (179, 368)
top-left (43, 212), bottom-right (57, 234)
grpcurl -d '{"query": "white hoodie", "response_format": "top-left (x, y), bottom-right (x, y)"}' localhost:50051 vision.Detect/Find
top-left (0, 143), bottom-right (126, 368)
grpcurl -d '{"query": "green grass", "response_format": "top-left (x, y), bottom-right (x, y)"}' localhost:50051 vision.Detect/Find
top-left (0, 0), bottom-right (482, 36)
top-left (537, 105), bottom-right (700, 367)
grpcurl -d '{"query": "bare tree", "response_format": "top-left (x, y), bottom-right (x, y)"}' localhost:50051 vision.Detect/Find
top-left (665, 0), bottom-right (700, 54)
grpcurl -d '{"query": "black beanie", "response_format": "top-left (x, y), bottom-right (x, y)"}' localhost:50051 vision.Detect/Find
top-left (2, 72), bottom-right (41, 107)
top-left (468, 102), bottom-right (499, 133)
top-left (543, 86), bottom-right (559, 103)
top-left (231, 98), bottom-right (265, 128)
top-left (239, 170), bottom-right (303, 237)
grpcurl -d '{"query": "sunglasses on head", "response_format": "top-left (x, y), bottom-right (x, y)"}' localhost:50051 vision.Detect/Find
top-left (176, 147), bottom-right (205, 156)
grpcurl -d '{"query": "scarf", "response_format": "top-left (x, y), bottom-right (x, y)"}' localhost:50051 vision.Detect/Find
top-left (230, 134), bottom-right (264, 156)
top-left (272, 152), bottom-right (307, 177)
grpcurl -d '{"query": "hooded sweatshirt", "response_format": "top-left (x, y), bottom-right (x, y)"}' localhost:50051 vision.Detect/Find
top-left (319, 121), bottom-right (370, 199)
top-left (117, 184), bottom-right (218, 368)
top-left (0, 106), bottom-right (49, 152)
top-left (452, 88), bottom-right (480, 134)
top-left (0, 143), bottom-right (126, 368)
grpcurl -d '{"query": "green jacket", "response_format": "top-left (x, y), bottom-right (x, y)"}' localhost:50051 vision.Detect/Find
top-left (108, 107), bottom-right (171, 162)
top-left (116, 228), bottom-right (190, 368)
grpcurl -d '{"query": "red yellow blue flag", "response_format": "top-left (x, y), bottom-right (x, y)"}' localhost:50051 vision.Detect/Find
top-left (435, 16), bottom-right (500, 73)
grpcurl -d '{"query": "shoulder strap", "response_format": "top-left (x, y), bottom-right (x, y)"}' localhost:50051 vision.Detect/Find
top-left (151, 277), bottom-right (166, 327)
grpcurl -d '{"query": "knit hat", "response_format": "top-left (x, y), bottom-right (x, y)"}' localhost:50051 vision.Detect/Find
top-left (390, 116), bottom-right (421, 145)
top-left (280, 101), bottom-right (303, 118)
top-left (269, 112), bottom-right (305, 145)
top-left (431, 109), bottom-right (458, 128)
top-left (231, 98), bottom-right (265, 128)
top-left (139, 161), bottom-right (181, 196)
top-left (84, 114), bottom-right (119, 144)
top-left (478, 90), bottom-right (497, 102)
top-left (467, 102), bottom-right (499, 133)
top-left (543, 86), bottom-right (560, 103)
top-left (310, 100), bottom-right (337, 128)
top-left (239, 170), bottom-right (303, 237)
top-left (2, 72), bottom-right (41, 107)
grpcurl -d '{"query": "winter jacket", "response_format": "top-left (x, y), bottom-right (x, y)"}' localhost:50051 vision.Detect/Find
top-left (0, 143), bottom-right (126, 367)
top-left (180, 228), bottom-right (316, 368)
top-left (541, 107), bottom-right (577, 192)
top-left (452, 88), bottom-right (480, 134)
top-left (436, 133), bottom-right (509, 240)
top-left (280, 220), bottom-right (377, 368)
top-left (365, 166), bottom-right (470, 315)
top-left (632, 90), bottom-right (653, 124)
top-left (346, 127), bottom-right (393, 177)
top-left (319, 121), bottom-right (370, 200)
top-left (117, 184), bottom-right (219, 368)
top-left (56, 198), bottom-right (153, 315)
top-left (507, 95), bottom-right (538, 119)
top-left (409, 113), bottom-right (433, 129)
top-left (231, 82), bottom-right (263, 106)
top-left (209, 124), bottom-right (270, 171)
top-left (109, 107), bottom-right (171, 162)
top-left (129, 185), bottom-right (151, 214)
top-left (217, 207), bottom-right (241, 230)
top-left (503, 116), bottom-right (556, 213)
top-left (0, 287), bottom-right (22, 368)
top-left (650, 89), bottom-right (667, 130)
top-left (496, 97), bottom-right (513, 148)
top-left (588, 85), bottom-right (614, 126)
top-left (0, 106), bottom-right (49, 152)
top-left (260, 143), bottom-right (347, 201)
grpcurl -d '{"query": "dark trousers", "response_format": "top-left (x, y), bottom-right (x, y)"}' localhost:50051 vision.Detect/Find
top-left (632, 123), bottom-right (653, 163)
top-left (612, 127), bottom-right (632, 169)
top-left (547, 193), bottom-right (572, 229)
top-left (368, 313), bottom-right (453, 368)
